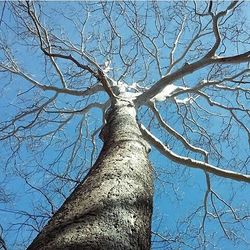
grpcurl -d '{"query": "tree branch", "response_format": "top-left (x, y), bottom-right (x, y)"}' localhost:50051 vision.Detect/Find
top-left (148, 102), bottom-right (208, 158)
top-left (135, 50), bottom-right (250, 106)
top-left (26, 1), bottom-right (116, 99)
top-left (140, 124), bottom-right (250, 183)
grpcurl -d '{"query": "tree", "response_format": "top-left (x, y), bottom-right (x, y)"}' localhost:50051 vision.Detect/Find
top-left (0, 1), bottom-right (249, 249)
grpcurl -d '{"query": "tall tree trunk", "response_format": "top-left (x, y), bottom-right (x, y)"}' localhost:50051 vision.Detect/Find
top-left (27, 100), bottom-right (153, 250)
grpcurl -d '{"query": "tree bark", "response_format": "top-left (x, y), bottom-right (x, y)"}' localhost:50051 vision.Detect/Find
top-left (27, 100), bottom-right (153, 250)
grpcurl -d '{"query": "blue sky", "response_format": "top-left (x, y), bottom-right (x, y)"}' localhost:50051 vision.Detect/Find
top-left (0, 1), bottom-right (249, 249)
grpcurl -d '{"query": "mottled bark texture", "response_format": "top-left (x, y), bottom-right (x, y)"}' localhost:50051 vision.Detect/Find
top-left (27, 100), bottom-right (153, 250)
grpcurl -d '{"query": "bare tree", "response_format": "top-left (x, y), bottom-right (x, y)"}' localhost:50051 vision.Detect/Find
top-left (0, 1), bottom-right (249, 249)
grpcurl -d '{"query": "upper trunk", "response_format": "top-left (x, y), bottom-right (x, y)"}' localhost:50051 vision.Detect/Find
top-left (27, 99), bottom-right (153, 250)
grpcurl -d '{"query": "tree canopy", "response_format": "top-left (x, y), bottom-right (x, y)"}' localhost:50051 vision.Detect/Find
top-left (0, 1), bottom-right (249, 249)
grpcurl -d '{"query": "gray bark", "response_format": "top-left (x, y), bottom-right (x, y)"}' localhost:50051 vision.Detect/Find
top-left (27, 100), bottom-right (153, 250)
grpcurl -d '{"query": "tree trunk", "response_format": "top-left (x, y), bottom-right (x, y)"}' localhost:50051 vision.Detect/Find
top-left (27, 100), bottom-right (153, 250)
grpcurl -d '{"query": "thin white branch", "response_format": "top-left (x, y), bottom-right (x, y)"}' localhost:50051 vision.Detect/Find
top-left (26, 2), bottom-right (116, 99)
top-left (167, 16), bottom-right (186, 74)
top-left (135, 51), bottom-right (250, 106)
top-left (0, 63), bottom-right (104, 97)
top-left (169, 69), bottom-right (250, 99)
top-left (140, 124), bottom-right (250, 183)
top-left (45, 102), bottom-right (108, 115)
top-left (148, 102), bottom-right (208, 158)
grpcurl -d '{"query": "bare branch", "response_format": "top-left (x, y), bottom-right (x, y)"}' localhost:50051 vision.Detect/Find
top-left (135, 50), bottom-right (250, 106)
top-left (140, 124), bottom-right (250, 183)
top-left (148, 102), bottom-right (208, 158)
